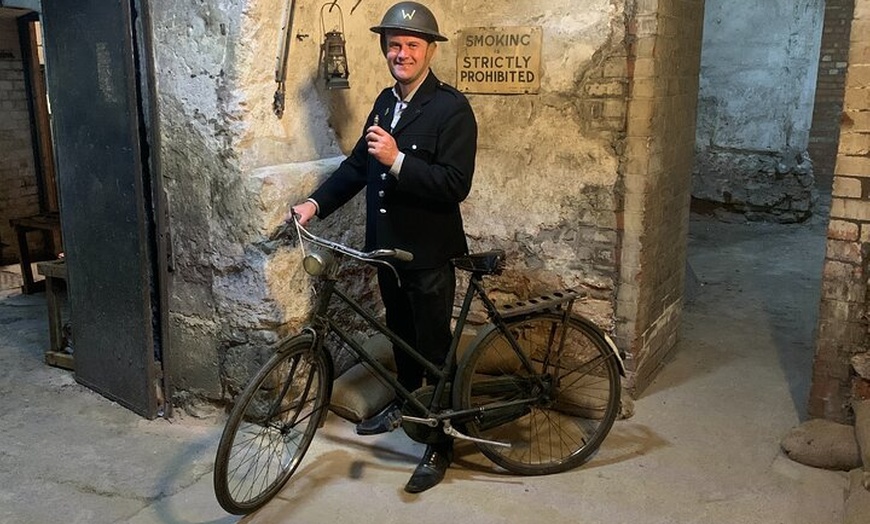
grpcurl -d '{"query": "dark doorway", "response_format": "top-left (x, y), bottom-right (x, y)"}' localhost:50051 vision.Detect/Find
top-left (0, 7), bottom-right (60, 283)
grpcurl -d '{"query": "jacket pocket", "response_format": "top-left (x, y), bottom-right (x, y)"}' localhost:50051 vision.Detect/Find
top-left (398, 133), bottom-right (437, 163)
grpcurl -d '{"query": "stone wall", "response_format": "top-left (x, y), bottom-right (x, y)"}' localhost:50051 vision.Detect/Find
top-left (150, 0), bottom-right (702, 406)
top-left (810, 0), bottom-right (870, 423)
top-left (692, 0), bottom-right (824, 223)
top-left (0, 16), bottom-right (40, 264)
top-left (456, 1), bottom-right (627, 334)
top-left (148, 0), bottom-right (338, 402)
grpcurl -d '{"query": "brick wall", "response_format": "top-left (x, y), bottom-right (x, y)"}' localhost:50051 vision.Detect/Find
top-left (809, 0), bottom-right (870, 422)
top-left (617, 0), bottom-right (705, 392)
top-left (0, 17), bottom-right (40, 265)
top-left (809, 0), bottom-right (855, 187)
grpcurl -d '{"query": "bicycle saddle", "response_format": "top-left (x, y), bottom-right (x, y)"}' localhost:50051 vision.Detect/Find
top-left (451, 250), bottom-right (506, 275)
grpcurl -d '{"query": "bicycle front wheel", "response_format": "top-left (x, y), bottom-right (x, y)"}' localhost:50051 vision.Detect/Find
top-left (213, 334), bottom-right (333, 515)
top-left (453, 312), bottom-right (621, 475)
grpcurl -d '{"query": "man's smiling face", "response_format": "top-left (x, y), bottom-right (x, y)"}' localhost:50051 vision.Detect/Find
top-left (384, 31), bottom-right (436, 93)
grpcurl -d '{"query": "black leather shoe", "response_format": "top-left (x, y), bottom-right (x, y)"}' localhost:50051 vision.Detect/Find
top-left (404, 443), bottom-right (453, 493)
top-left (355, 401), bottom-right (402, 435)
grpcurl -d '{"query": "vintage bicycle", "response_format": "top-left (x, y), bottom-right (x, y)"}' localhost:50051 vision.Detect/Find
top-left (212, 216), bottom-right (626, 515)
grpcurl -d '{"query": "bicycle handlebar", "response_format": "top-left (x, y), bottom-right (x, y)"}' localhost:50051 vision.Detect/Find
top-left (368, 248), bottom-right (414, 262)
top-left (289, 214), bottom-right (414, 264)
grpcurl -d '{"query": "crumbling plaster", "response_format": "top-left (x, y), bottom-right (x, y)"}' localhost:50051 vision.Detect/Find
top-left (151, 0), bottom-right (635, 405)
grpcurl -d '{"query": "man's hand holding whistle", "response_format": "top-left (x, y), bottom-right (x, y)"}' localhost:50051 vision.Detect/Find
top-left (366, 114), bottom-right (400, 167)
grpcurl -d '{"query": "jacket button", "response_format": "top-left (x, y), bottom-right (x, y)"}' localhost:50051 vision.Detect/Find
top-left (378, 190), bottom-right (385, 197)
top-left (411, 144), bottom-right (417, 150)
top-left (380, 173), bottom-right (387, 180)
top-left (379, 208), bottom-right (387, 214)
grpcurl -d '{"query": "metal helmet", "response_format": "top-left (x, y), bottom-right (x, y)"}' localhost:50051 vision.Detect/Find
top-left (370, 2), bottom-right (448, 42)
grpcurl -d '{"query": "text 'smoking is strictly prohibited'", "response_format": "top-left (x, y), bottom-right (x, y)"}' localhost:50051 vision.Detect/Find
top-left (457, 27), bottom-right (542, 94)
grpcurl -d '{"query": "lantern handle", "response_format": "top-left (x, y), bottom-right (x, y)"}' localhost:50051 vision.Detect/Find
top-left (320, 2), bottom-right (345, 36)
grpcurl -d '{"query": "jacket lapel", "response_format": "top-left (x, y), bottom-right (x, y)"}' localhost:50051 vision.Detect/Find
top-left (390, 71), bottom-right (439, 136)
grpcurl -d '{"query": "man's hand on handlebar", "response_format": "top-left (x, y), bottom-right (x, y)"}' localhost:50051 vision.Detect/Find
top-left (288, 201), bottom-right (317, 226)
top-left (285, 201), bottom-right (415, 266)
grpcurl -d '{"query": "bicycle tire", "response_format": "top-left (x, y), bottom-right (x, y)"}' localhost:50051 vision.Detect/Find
top-left (453, 312), bottom-right (620, 475)
top-left (213, 334), bottom-right (333, 515)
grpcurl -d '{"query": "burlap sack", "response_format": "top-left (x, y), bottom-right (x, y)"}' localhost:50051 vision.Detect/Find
top-left (329, 333), bottom-right (398, 422)
top-left (330, 363), bottom-right (395, 422)
top-left (780, 418), bottom-right (861, 471)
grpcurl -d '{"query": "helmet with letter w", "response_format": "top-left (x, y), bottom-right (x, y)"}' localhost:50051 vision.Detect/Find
top-left (370, 2), bottom-right (448, 53)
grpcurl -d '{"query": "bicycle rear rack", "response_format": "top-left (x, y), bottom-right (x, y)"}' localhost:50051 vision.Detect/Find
top-left (497, 288), bottom-right (584, 319)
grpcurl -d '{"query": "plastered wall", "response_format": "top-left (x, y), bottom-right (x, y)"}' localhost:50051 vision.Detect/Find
top-left (149, 0), bottom-right (702, 407)
top-left (693, 0), bottom-right (824, 222)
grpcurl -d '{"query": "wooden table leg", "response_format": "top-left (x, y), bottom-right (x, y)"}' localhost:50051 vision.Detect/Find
top-left (45, 275), bottom-right (62, 352)
top-left (14, 226), bottom-right (36, 294)
top-left (38, 262), bottom-right (73, 371)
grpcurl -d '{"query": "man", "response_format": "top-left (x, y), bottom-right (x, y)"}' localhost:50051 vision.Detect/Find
top-left (289, 2), bottom-right (477, 493)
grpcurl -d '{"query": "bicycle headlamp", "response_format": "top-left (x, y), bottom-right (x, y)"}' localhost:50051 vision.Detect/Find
top-left (302, 250), bottom-right (334, 276)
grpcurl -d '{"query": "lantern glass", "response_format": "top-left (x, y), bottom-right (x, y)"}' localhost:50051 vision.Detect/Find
top-left (323, 31), bottom-right (349, 90)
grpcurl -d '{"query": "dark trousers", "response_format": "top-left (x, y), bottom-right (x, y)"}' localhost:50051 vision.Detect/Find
top-left (377, 263), bottom-right (456, 393)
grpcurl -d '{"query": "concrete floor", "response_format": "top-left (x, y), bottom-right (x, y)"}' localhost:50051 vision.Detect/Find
top-left (0, 204), bottom-right (851, 524)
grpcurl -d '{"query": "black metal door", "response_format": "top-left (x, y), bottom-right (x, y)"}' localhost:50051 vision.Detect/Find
top-left (40, 0), bottom-right (166, 418)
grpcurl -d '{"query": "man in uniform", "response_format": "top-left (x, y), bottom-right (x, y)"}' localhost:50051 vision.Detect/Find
top-left (290, 2), bottom-right (477, 493)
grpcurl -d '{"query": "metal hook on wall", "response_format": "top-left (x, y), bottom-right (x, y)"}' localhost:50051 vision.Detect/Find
top-left (273, 0), bottom-right (297, 118)
top-left (327, 0), bottom-right (363, 13)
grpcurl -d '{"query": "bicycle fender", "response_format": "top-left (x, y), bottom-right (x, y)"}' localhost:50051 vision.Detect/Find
top-left (283, 329), bottom-right (336, 389)
top-left (602, 332), bottom-right (627, 377)
top-left (463, 317), bottom-right (627, 378)
top-left (573, 315), bottom-right (627, 377)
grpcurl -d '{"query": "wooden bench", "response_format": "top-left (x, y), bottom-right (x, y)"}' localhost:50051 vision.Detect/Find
top-left (9, 213), bottom-right (62, 294)
top-left (36, 259), bottom-right (72, 371)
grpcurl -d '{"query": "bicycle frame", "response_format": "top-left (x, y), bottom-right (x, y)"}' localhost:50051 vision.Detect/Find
top-left (291, 218), bottom-right (556, 429)
top-left (289, 215), bottom-right (629, 451)
top-left (212, 219), bottom-right (627, 515)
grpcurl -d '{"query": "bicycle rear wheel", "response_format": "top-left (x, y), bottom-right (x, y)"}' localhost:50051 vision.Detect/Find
top-left (213, 334), bottom-right (333, 515)
top-left (453, 312), bottom-right (620, 475)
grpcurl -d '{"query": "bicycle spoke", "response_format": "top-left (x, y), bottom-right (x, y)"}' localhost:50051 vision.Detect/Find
top-left (455, 313), bottom-right (620, 475)
top-left (214, 337), bottom-right (331, 514)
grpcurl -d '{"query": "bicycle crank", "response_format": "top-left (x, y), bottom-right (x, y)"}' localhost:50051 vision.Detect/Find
top-left (442, 420), bottom-right (511, 448)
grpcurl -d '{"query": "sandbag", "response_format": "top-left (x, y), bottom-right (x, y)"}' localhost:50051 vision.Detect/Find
top-left (780, 418), bottom-right (861, 471)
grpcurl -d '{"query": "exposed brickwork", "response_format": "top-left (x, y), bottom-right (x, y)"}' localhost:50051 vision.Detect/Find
top-left (0, 18), bottom-right (40, 265)
top-left (617, 0), bottom-right (704, 392)
top-left (810, 0), bottom-right (870, 423)
top-left (579, 44), bottom-right (629, 142)
top-left (809, 0), bottom-right (855, 188)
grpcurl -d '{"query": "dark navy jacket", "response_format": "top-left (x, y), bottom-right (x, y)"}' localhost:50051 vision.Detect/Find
top-left (310, 71), bottom-right (477, 269)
